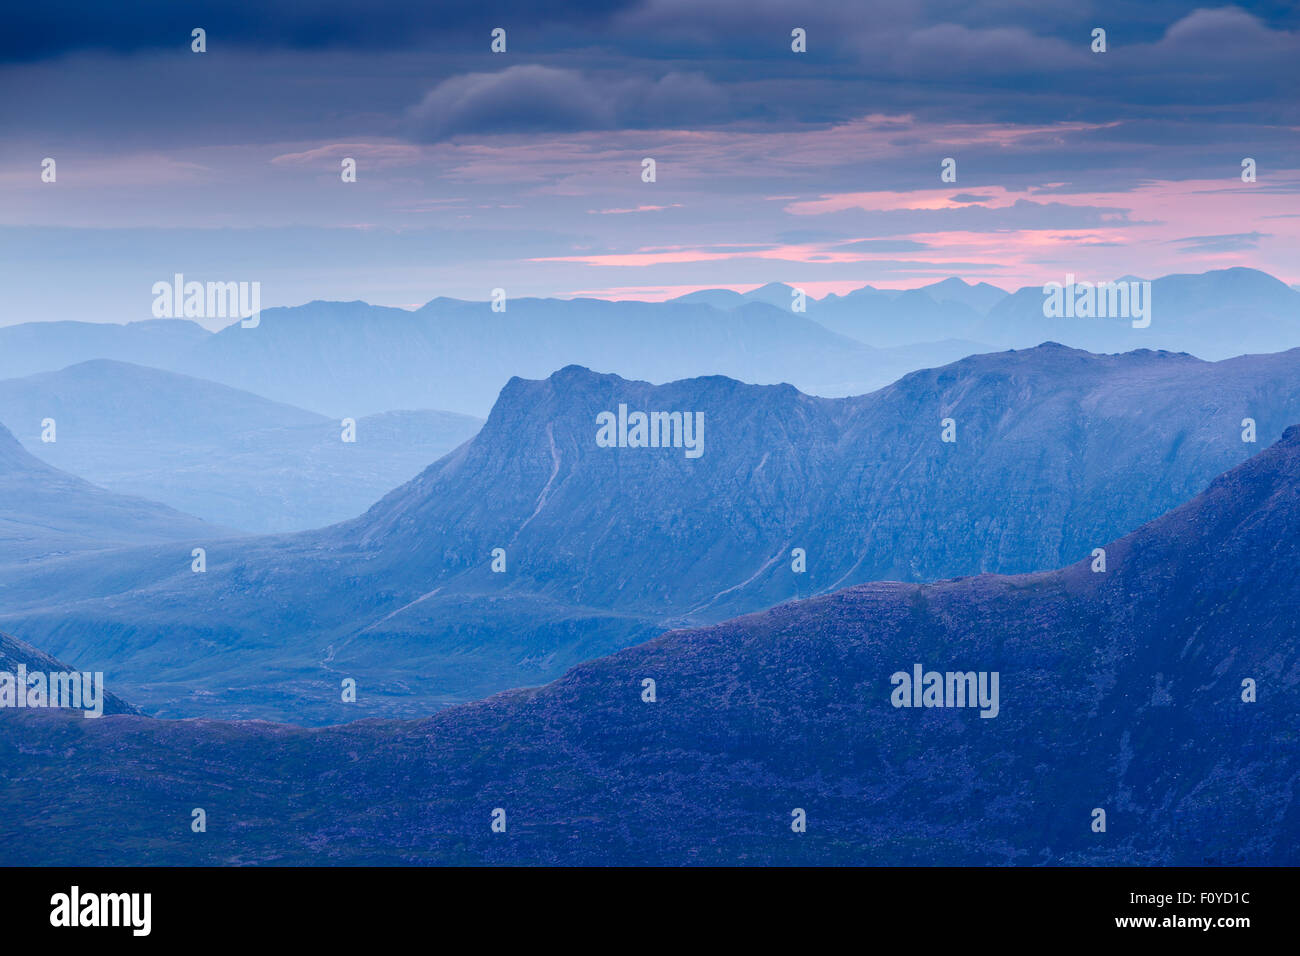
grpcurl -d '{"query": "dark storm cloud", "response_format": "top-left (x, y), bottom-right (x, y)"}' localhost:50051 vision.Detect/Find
top-left (393, 3), bottom-right (1298, 143)
top-left (3, 1), bottom-right (1296, 154)
top-left (2, 0), bottom-right (636, 62)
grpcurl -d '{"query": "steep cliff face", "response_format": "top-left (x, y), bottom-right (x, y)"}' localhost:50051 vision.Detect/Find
top-left (343, 343), bottom-right (1300, 617)
top-left (2, 427), bottom-right (1295, 864)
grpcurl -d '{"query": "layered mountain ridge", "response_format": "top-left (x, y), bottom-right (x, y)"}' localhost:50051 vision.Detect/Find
top-left (0, 420), bottom-right (228, 564)
top-left (2, 424), bottom-right (1294, 864)
top-left (3, 268), bottom-right (1292, 418)
top-left (2, 343), bottom-right (1298, 721)
top-left (0, 360), bottom-right (482, 532)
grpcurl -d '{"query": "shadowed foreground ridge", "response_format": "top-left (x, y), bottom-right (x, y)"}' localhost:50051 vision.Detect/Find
top-left (1, 426), bottom-right (1296, 865)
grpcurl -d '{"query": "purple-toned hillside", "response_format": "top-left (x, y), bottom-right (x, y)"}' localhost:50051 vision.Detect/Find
top-left (2, 425), bottom-right (1294, 865)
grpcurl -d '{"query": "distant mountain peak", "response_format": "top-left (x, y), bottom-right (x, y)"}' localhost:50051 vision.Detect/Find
top-left (917, 277), bottom-right (1010, 315)
top-left (667, 288), bottom-right (747, 307)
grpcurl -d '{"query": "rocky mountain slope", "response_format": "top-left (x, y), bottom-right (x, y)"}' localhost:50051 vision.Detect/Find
top-left (2, 424), bottom-right (1294, 864)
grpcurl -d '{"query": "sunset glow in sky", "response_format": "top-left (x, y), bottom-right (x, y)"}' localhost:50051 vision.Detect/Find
top-left (1, 1), bottom-right (1297, 325)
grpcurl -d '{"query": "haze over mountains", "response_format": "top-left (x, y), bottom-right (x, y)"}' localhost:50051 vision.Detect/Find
top-left (0, 298), bottom-right (979, 418)
top-left (703, 268), bottom-right (1300, 357)
top-left (0, 318), bottom-right (208, 382)
top-left (4, 268), bottom-right (1292, 419)
top-left (674, 277), bottom-right (1009, 317)
top-left (0, 420), bottom-right (228, 565)
top-left (4, 343), bottom-right (1299, 722)
top-left (176, 296), bottom-right (970, 418)
top-left (0, 360), bottom-right (482, 532)
top-left (4, 423), bottom-right (1295, 865)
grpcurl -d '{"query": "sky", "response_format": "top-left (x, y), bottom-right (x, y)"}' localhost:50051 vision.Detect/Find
top-left (1, 0), bottom-right (1297, 327)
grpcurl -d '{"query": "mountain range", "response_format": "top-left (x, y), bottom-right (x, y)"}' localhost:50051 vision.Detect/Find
top-left (1, 268), bottom-right (1292, 420)
top-left (2, 422), bottom-right (1294, 864)
top-left (973, 267), bottom-right (1300, 357)
top-left (0, 298), bottom-right (982, 418)
top-left (0, 360), bottom-right (482, 533)
top-left (3, 343), bottom-right (1299, 722)
top-left (672, 276), bottom-right (1011, 318)
top-left (687, 268), bottom-right (1300, 359)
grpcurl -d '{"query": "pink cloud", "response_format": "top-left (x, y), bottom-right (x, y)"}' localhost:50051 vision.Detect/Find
top-left (588, 204), bottom-right (682, 214)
